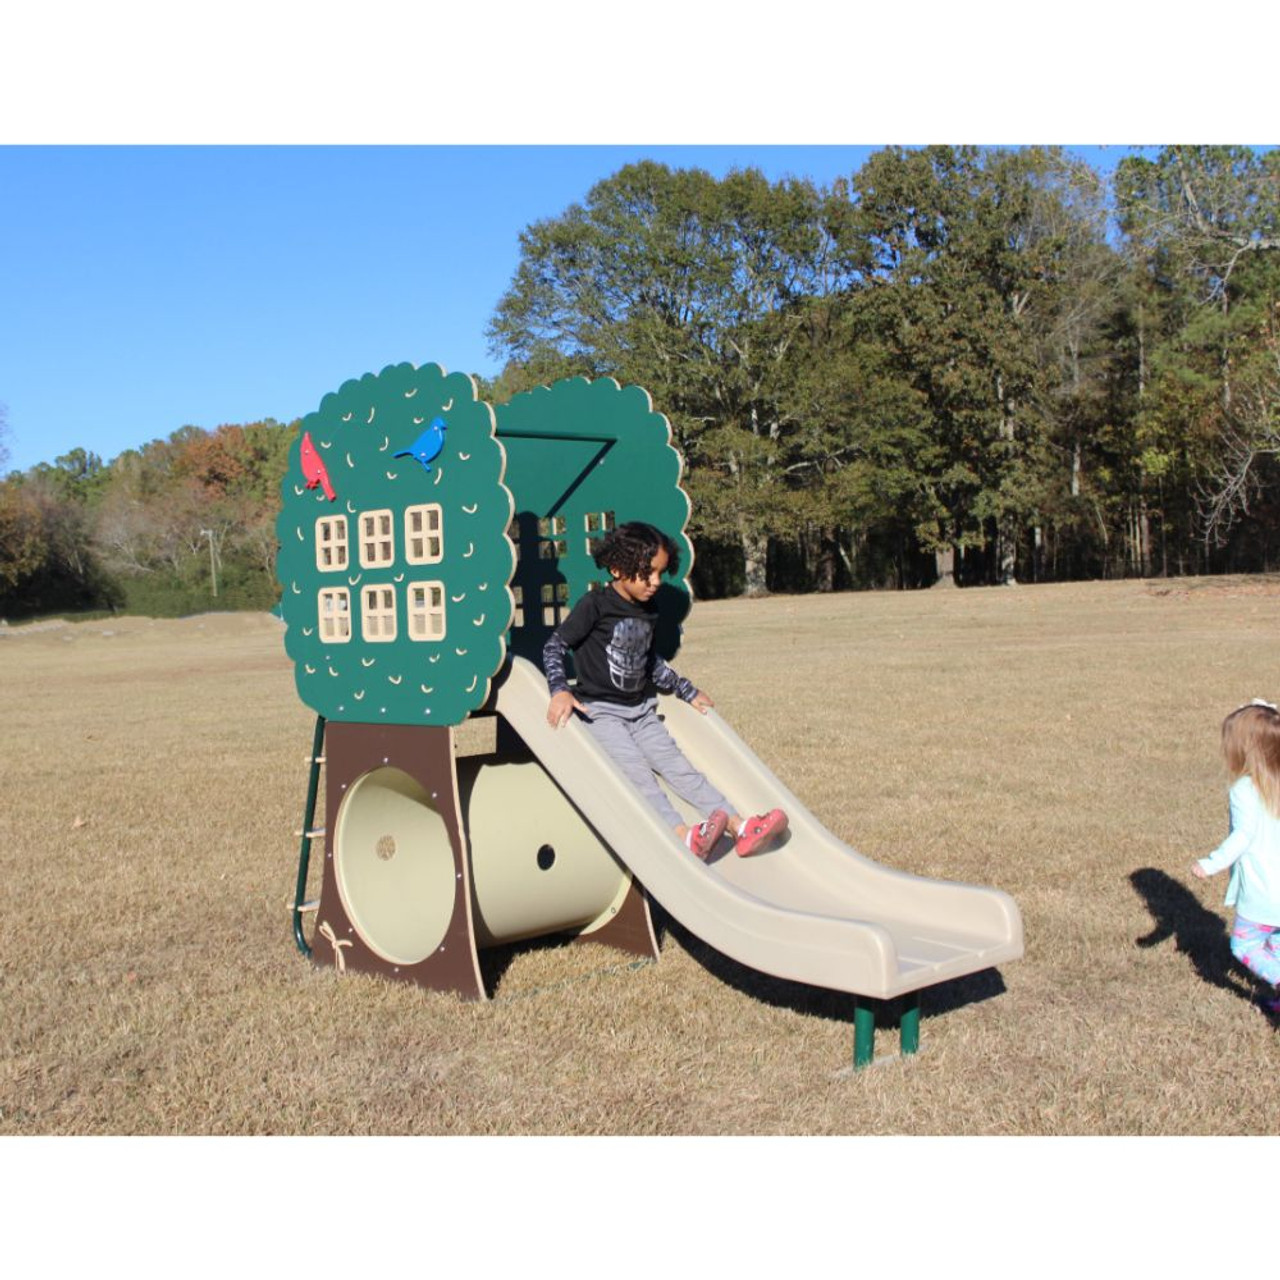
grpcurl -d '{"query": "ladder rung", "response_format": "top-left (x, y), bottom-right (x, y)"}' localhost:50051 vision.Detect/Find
top-left (304, 755), bottom-right (327, 764)
top-left (294, 828), bottom-right (326, 840)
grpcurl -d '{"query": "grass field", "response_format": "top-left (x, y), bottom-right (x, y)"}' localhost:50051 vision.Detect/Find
top-left (3, 576), bottom-right (1279, 1137)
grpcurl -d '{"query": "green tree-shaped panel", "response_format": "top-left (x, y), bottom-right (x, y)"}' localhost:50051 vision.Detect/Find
top-left (276, 363), bottom-right (514, 726)
top-left (496, 376), bottom-right (693, 665)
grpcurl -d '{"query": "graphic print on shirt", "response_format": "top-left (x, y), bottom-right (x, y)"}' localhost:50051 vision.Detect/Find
top-left (606, 617), bottom-right (653, 693)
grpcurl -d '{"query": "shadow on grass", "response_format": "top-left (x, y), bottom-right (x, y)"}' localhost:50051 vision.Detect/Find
top-left (650, 901), bottom-right (1009, 1027)
top-left (478, 931), bottom-right (605, 998)
top-left (479, 930), bottom-right (660, 1000)
top-left (1130, 867), bottom-right (1262, 1010)
top-left (477, 899), bottom-right (1009, 1026)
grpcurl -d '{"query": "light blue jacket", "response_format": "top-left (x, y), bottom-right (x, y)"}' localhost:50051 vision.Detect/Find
top-left (1198, 775), bottom-right (1280, 926)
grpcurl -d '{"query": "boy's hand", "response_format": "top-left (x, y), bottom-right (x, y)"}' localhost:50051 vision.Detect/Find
top-left (548, 690), bottom-right (590, 728)
top-left (690, 690), bottom-right (715, 715)
top-left (1190, 861), bottom-right (1209, 880)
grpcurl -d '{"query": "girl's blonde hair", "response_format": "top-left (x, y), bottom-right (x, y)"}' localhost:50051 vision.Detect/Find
top-left (1222, 702), bottom-right (1280, 817)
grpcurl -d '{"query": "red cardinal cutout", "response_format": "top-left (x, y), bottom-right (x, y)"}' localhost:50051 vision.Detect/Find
top-left (300, 431), bottom-right (336, 501)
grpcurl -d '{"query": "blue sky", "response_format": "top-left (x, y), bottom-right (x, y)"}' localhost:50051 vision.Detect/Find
top-left (1, 5), bottom-right (1270, 478)
top-left (0, 143), bottom-right (1166, 475)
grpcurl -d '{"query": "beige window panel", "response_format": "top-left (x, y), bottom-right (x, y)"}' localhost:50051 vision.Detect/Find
top-left (359, 509), bottom-right (395, 569)
top-left (318, 587), bottom-right (352, 643)
top-left (537, 514), bottom-right (568, 561)
top-left (583, 510), bottom-right (616, 556)
top-left (541, 582), bottom-right (570, 626)
top-left (315, 515), bottom-right (349, 572)
top-left (407, 581), bottom-right (447, 642)
top-left (405, 504), bottom-right (444, 565)
top-left (361, 584), bottom-right (398, 642)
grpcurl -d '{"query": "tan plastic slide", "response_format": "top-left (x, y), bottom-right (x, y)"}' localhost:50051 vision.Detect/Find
top-left (495, 657), bottom-right (1024, 1000)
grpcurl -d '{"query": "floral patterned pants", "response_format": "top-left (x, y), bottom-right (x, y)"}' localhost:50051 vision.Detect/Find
top-left (1231, 915), bottom-right (1280, 986)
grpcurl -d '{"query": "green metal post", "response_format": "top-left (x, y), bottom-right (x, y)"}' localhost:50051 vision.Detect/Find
top-left (853, 1000), bottom-right (876, 1070)
top-left (292, 715), bottom-right (326, 957)
top-left (900, 991), bottom-right (921, 1057)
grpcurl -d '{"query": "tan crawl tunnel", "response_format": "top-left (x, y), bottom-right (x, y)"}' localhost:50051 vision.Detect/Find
top-left (459, 758), bottom-right (632, 946)
top-left (333, 746), bottom-right (633, 960)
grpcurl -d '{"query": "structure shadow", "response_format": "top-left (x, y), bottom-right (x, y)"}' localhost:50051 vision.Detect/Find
top-left (650, 580), bottom-right (690, 661)
top-left (476, 893), bottom-right (1007, 1023)
top-left (649, 899), bottom-right (1008, 1027)
top-left (477, 929), bottom-right (602, 997)
top-left (1130, 867), bottom-right (1262, 1009)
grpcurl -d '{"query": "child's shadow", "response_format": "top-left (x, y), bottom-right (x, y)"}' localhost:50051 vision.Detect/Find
top-left (1130, 867), bottom-right (1260, 1007)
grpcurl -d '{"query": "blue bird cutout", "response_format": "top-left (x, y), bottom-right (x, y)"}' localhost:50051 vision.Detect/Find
top-left (393, 416), bottom-right (447, 471)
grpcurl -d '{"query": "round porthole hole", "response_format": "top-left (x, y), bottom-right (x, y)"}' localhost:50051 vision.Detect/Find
top-left (536, 844), bottom-right (556, 871)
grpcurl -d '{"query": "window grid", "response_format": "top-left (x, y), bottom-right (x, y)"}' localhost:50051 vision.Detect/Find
top-left (405, 504), bottom-right (444, 565)
top-left (407, 581), bottom-right (447, 642)
top-left (535, 514), bottom-right (568, 561)
top-left (585, 510), bottom-right (615, 557)
top-left (361, 584), bottom-right (397, 642)
top-left (541, 582), bottom-right (570, 627)
top-left (316, 516), bottom-right (349, 572)
top-left (318, 588), bottom-right (352, 643)
top-left (359, 509), bottom-right (395, 569)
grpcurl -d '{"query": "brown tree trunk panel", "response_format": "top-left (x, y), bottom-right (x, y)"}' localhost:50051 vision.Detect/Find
top-left (311, 722), bottom-right (486, 1001)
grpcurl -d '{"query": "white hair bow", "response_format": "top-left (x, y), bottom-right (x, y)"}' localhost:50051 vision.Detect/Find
top-left (1249, 698), bottom-right (1278, 711)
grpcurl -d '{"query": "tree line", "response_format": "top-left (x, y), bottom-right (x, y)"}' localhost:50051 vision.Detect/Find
top-left (486, 144), bottom-right (1280, 596)
top-left (2, 144), bottom-right (1277, 619)
top-left (0, 420), bottom-right (293, 618)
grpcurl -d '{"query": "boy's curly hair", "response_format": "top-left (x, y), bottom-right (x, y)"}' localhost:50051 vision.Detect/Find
top-left (593, 521), bottom-right (681, 581)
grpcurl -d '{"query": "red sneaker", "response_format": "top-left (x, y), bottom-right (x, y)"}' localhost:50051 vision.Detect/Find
top-left (686, 809), bottom-right (729, 860)
top-left (735, 809), bottom-right (788, 857)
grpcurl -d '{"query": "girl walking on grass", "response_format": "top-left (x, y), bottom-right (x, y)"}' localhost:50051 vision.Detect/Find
top-left (1192, 699), bottom-right (1280, 1012)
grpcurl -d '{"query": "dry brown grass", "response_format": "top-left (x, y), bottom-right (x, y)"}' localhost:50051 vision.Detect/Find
top-left (3, 578), bottom-right (1279, 1136)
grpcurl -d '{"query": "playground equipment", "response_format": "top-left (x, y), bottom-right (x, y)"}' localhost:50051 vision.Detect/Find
top-left (277, 363), bottom-right (1023, 1068)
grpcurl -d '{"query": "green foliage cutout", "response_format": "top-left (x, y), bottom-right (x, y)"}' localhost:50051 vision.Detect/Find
top-left (276, 363), bottom-right (514, 726)
top-left (496, 376), bottom-right (693, 666)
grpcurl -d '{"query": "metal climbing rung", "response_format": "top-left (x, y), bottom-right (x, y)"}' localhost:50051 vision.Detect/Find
top-left (292, 715), bottom-right (327, 958)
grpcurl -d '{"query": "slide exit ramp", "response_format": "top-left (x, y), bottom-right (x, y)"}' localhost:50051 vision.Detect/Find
top-left (495, 657), bottom-right (1024, 1004)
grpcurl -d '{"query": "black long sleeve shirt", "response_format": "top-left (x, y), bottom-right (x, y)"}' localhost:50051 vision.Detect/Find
top-left (542, 586), bottom-right (697, 707)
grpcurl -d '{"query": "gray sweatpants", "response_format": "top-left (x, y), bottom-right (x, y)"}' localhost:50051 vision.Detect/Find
top-left (582, 696), bottom-right (728, 829)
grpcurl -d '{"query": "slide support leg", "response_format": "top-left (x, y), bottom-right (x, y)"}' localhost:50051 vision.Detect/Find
top-left (900, 991), bottom-right (921, 1057)
top-left (853, 994), bottom-right (921, 1069)
top-left (853, 1000), bottom-right (876, 1070)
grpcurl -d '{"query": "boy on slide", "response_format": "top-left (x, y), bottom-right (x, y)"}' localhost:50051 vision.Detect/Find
top-left (543, 521), bottom-right (787, 860)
